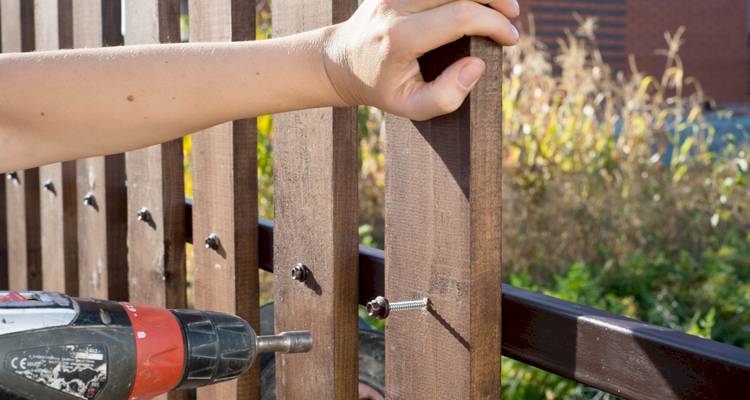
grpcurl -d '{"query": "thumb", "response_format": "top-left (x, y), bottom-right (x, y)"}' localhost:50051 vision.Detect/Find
top-left (405, 57), bottom-right (486, 121)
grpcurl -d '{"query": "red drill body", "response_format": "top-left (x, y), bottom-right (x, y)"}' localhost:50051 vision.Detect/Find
top-left (0, 291), bottom-right (312, 400)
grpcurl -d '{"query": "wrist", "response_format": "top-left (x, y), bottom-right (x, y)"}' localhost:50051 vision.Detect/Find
top-left (318, 23), bottom-right (358, 108)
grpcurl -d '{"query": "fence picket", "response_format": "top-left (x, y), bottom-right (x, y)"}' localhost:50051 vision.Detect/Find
top-left (2, 0), bottom-right (42, 291)
top-left (72, 0), bottom-right (128, 301)
top-left (188, 1), bottom-right (260, 399)
top-left (123, 3), bottom-right (186, 399)
top-left (271, 1), bottom-right (359, 398)
top-left (36, 0), bottom-right (78, 296)
top-left (124, 0), bottom-right (185, 312)
top-left (0, 176), bottom-right (6, 289)
top-left (384, 37), bottom-right (503, 399)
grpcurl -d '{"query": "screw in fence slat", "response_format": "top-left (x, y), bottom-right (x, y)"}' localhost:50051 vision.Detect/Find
top-left (82, 193), bottom-right (96, 207)
top-left (42, 179), bottom-right (55, 193)
top-left (204, 233), bottom-right (221, 250)
top-left (136, 208), bottom-right (151, 223)
top-left (291, 263), bottom-right (310, 283)
top-left (7, 172), bottom-right (19, 184)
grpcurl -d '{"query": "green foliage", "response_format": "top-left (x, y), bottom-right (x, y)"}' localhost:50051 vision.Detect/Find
top-left (504, 228), bottom-right (750, 398)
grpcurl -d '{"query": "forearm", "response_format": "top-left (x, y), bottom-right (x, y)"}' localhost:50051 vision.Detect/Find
top-left (0, 27), bottom-right (342, 172)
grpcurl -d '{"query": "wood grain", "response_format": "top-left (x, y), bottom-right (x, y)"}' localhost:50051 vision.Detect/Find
top-left (188, 1), bottom-right (259, 399)
top-left (4, 170), bottom-right (42, 291)
top-left (272, 1), bottom-right (359, 399)
top-left (73, 0), bottom-right (128, 301)
top-left (384, 37), bottom-right (503, 399)
top-left (2, 0), bottom-right (42, 291)
top-left (36, 0), bottom-right (78, 295)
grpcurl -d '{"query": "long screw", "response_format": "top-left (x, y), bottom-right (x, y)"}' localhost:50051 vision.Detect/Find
top-left (366, 296), bottom-right (429, 320)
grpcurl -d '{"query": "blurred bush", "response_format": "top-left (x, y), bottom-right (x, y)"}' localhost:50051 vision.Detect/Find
top-left (499, 19), bottom-right (750, 398)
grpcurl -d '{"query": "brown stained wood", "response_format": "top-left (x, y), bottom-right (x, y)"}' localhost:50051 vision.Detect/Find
top-left (0, 177), bottom-right (6, 290)
top-left (188, 1), bottom-right (259, 399)
top-left (57, 0), bottom-right (72, 49)
top-left (384, 37), bottom-right (503, 399)
top-left (36, 0), bottom-right (78, 295)
top-left (0, 8), bottom-right (8, 290)
top-left (1, 1), bottom-right (42, 291)
top-left (271, 1), bottom-right (359, 399)
top-left (124, 0), bottom-right (185, 315)
top-left (5, 170), bottom-right (42, 291)
top-left (73, 0), bottom-right (128, 301)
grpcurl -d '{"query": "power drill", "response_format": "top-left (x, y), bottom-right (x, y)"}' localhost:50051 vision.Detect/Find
top-left (0, 291), bottom-right (313, 400)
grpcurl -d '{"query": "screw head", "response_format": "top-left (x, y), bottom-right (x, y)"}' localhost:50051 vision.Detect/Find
top-left (291, 263), bottom-right (310, 283)
top-left (366, 296), bottom-right (390, 320)
top-left (43, 179), bottom-right (55, 192)
top-left (82, 193), bottom-right (96, 207)
top-left (136, 208), bottom-right (151, 222)
top-left (204, 233), bottom-right (220, 250)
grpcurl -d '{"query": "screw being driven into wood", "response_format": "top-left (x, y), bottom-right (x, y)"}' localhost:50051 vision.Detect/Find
top-left (366, 296), bottom-right (429, 320)
top-left (136, 208), bottom-right (152, 223)
top-left (204, 233), bottom-right (221, 250)
top-left (291, 263), bottom-right (310, 283)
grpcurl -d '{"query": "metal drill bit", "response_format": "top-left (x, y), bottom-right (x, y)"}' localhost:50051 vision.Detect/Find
top-left (256, 331), bottom-right (313, 354)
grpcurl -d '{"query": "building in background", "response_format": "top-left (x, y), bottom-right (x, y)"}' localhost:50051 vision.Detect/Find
top-left (518, 0), bottom-right (749, 103)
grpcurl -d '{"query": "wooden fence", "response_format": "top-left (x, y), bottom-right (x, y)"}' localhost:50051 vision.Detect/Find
top-left (1, 1), bottom-right (750, 399)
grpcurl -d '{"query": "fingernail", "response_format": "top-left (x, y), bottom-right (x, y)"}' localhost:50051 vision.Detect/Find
top-left (511, 24), bottom-right (519, 41)
top-left (458, 61), bottom-right (485, 89)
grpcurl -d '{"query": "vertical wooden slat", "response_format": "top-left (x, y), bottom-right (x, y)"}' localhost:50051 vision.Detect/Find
top-left (0, 176), bottom-right (8, 290)
top-left (2, 0), bottom-right (42, 291)
top-left (384, 37), bottom-right (503, 399)
top-left (271, 1), bottom-right (359, 399)
top-left (188, 1), bottom-right (259, 399)
top-left (36, 0), bottom-right (78, 295)
top-left (73, 0), bottom-right (127, 300)
top-left (0, 6), bottom-right (7, 291)
top-left (124, 0), bottom-right (185, 309)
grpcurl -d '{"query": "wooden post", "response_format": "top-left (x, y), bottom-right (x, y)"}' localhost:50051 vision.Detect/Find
top-left (188, 1), bottom-right (259, 399)
top-left (384, 37), bottom-right (503, 399)
top-left (35, 0), bottom-right (78, 295)
top-left (72, 0), bottom-right (128, 301)
top-left (124, 0), bottom-right (185, 313)
top-left (272, 1), bottom-right (359, 399)
top-left (1, 0), bottom-right (42, 291)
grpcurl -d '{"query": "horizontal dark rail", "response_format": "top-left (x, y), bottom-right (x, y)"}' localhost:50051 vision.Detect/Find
top-left (185, 201), bottom-right (750, 399)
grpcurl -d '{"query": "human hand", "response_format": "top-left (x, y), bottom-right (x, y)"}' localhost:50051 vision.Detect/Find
top-left (324, 0), bottom-right (520, 121)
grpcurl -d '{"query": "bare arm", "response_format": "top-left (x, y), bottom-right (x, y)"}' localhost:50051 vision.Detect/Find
top-left (0, 0), bottom-right (519, 172)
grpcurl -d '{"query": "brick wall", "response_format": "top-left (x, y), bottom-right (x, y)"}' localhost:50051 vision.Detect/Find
top-left (627, 0), bottom-right (747, 102)
top-left (517, 0), bottom-right (749, 102)
top-left (520, 0), bottom-right (628, 70)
